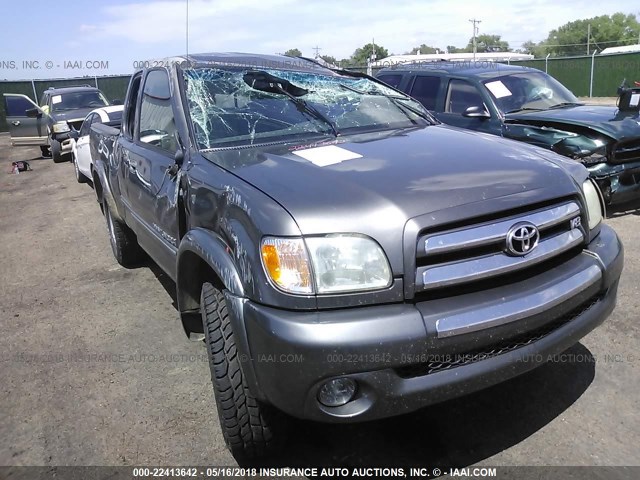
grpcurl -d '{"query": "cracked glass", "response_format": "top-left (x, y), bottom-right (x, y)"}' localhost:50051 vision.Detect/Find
top-left (184, 67), bottom-right (429, 149)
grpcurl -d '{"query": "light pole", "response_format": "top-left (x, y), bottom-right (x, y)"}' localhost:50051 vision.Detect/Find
top-left (469, 18), bottom-right (481, 61)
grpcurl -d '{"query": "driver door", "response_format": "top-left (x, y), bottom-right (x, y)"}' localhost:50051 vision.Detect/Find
top-left (123, 69), bottom-right (181, 275)
top-left (3, 94), bottom-right (49, 146)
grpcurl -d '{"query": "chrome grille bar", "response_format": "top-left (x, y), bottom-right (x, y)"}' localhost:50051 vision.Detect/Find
top-left (417, 228), bottom-right (584, 291)
top-left (421, 201), bottom-right (580, 258)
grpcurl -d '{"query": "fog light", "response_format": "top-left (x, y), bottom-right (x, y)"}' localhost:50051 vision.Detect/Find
top-left (317, 378), bottom-right (357, 407)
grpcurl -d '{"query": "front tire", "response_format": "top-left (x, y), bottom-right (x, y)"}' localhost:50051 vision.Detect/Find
top-left (200, 282), bottom-right (281, 460)
top-left (104, 202), bottom-right (144, 267)
top-left (51, 139), bottom-right (66, 163)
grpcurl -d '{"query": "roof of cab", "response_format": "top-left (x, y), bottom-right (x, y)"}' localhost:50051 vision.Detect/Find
top-left (378, 62), bottom-right (532, 79)
top-left (43, 85), bottom-right (101, 94)
top-left (158, 52), bottom-right (339, 75)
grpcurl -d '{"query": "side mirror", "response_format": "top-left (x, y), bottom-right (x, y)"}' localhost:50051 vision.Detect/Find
top-left (25, 107), bottom-right (41, 118)
top-left (111, 99), bottom-right (123, 105)
top-left (462, 105), bottom-right (491, 119)
top-left (167, 148), bottom-right (184, 176)
top-left (174, 148), bottom-right (184, 167)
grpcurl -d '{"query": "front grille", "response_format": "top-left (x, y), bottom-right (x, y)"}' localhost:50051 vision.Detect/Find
top-left (396, 293), bottom-right (603, 378)
top-left (414, 201), bottom-right (584, 293)
top-left (614, 139), bottom-right (640, 163)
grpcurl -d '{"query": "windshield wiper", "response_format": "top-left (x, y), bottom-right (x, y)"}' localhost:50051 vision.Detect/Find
top-left (547, 102), bottom-right (584, 109)
top-left (338, 83), bottom-right (434, 124)
top-left (243, 71), bottom-right (340, 136)
top-left (505, 107), bottom-right (544, 114)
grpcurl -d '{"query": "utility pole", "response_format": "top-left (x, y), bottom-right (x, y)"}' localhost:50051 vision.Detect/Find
top-left (587, 24), bottom-right (591, 55)
top-left (469, 18), bottom-right (481, 61)
top-left (312, 45), bottom-right (322, 59)
top-left (368, 38), bottom-right (377, 76)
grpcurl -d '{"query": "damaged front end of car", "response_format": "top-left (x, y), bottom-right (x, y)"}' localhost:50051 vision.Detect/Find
top-left (504, 121), bottom-right (640, 206)
top-left (552, 133), bottom-right (640, 207)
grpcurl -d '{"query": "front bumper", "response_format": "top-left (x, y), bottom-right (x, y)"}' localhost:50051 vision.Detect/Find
top-left (51, 132), bottom-right (75, 154)
top-left (239, 225), bottom-right (623, 422)
top-left (589, 160), bottom-right (640, 205)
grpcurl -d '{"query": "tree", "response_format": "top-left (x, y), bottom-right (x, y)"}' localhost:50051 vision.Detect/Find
top-left (543, 13), bottom-right (640, 57)
top-left (446, 45), bottom-right (464, 54)
top-left (319, 54), bottom-right (337, 65)
top-left (284, 48), bottom-right (302, 57)
top-left (465, 34), bottom-right (510, 53)
top-left (517, 40), bottom-right (549, 57)
top-left (406, 44), bottom-right (440, 55)
top-left (350, 43), bottom-right (389, 66)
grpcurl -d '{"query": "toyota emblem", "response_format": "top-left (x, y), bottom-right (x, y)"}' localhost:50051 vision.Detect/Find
top-left (506, 222), bottom-right (540, 256)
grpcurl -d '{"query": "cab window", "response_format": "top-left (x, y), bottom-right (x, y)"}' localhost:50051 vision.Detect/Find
top-left (124, 73), bottom-right (142, 140)
top-left (79, 114), bottom-right (94, 136)
top-left (445, 79), bottom-right (486, 114)
top-left (410, 76), bottom-right (441, 110)
top-left (5, 95), bottom-right (36, 117)
top-left (377, 74), bottom-right (402, 89)
top-left (138, 69), bottom-right (177, 153)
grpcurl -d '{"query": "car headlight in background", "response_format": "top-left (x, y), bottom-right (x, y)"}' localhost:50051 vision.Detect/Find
top-left (52, 121), bottom-right (70, 134)
top-left (582, 179), bottom-right (604, 230)
top-left (261, 234), bottom-right (392, 295)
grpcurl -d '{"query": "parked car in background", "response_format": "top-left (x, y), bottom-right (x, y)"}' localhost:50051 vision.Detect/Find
top-left (70, 105), bottom-right (124, 183)
top-left (3, 85), bottom-right (111, 162)
top-left (90, 53), bottom-right (622, 460)
top-left (377, 63), bottom-right (640, 206)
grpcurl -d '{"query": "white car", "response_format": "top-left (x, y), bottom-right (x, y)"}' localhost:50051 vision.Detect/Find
top-left (71, 105), bottom-right (124, 183)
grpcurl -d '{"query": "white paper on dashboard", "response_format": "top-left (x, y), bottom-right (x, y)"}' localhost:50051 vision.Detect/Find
top-left (485, 80), bottom-right (512, 98)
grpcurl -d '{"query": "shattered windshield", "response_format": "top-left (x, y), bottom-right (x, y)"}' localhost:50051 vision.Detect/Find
top-left (483, 72), bottom-right (581, 114)
top-left (184, 68), bottom-right (429, 149)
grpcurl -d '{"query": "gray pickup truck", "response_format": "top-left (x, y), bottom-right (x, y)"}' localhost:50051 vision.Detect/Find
top-left (90, 53), bottom-right (623, 459)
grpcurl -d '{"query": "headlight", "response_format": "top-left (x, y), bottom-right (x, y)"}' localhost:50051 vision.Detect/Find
top-left (582, 179), bottom-right (604, 230)
top-left (260, 234), bottom-right (392, 295)
top-left (52, 121), bottom-right (70, 133)
top-left (306, 235), bottom-right (392, 293)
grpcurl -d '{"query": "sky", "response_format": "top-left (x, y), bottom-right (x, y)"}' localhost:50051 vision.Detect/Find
top-left (1, 0), bottom-right (638, 80)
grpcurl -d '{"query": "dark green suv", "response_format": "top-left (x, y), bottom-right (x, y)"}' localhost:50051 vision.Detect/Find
top-left (377, 63), bottom-right (640, 206)
top-left (3, 85), bottom-right (110, 162)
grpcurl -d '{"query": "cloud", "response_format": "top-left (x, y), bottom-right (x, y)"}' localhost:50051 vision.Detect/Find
top-left (77, 0), bottom-right (639, 59)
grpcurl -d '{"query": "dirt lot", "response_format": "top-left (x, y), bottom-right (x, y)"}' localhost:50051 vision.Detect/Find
top-left (0, 133), bottom-right (639, 470)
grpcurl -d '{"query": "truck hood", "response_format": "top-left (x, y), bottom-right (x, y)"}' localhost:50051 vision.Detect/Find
top-left (505, 105), bottom-right (640, 142)
top-left (203, 125), bottom-right (583, 236)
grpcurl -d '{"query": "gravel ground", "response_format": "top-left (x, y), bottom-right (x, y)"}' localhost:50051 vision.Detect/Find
top-left (0, 133), bottom-right (638, 471)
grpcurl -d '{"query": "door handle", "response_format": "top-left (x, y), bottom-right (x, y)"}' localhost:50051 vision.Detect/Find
top-left (11, 120), bottom-right (20, 126)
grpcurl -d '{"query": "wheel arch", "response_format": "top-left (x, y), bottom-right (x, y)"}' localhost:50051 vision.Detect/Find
top-left (176, 229), bottom-right (264, 400)
top-left (176, 228), bottom-right (245, 338)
